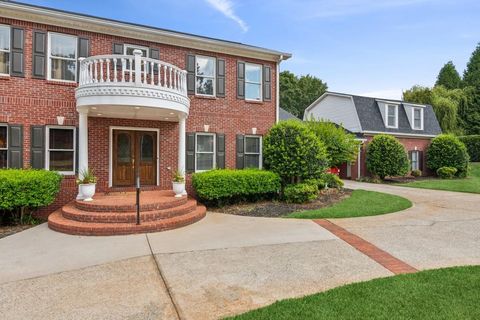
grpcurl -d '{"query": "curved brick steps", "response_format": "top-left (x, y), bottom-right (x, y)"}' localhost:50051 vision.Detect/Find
top-left (48, 205), bottom-right (207, 236)
top-left (62, 199), bottom-right (198, 223)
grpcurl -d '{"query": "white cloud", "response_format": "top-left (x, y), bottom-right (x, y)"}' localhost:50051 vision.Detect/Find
top-left (205, 0), bottom-right (248, 32)
top-left (360, 89), bottom-right (403, 100)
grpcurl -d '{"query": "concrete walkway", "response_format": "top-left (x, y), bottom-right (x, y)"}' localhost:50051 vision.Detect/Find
top-left (1, 182), bottom-right (479, 319)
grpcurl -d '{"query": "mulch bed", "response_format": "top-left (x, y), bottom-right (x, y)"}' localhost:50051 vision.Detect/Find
top-left (209, 188), bottom-right (353, 218)
top-left (0, 225), bottom-right (36, 239)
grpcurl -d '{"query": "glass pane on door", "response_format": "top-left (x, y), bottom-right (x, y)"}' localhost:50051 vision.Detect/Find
top-left (117, 133), bottom-right (131, 163)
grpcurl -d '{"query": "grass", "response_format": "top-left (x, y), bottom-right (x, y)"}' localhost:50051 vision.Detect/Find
top-left (287, 189), bottom-right (412, 219)
top-left (401, 162), bottom-right (480, 194)
top-left (227, 266), bottom-right (480, 320)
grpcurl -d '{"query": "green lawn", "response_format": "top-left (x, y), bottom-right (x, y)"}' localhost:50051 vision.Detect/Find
top-left (287, 189), bottom-right (412, 219)
top-left (401, 162), bottom-right (480, 194)
top-left (227, 266), bottom-right (480, 320)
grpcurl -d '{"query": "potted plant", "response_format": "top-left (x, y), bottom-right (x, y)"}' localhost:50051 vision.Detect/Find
top-left (76, 168), bottom-right (97, 201)
top-left (172, 170), bottom-right (185, 197)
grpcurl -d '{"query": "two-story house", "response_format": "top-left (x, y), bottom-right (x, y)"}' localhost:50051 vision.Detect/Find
top-left (0, 1), bottom-right (290, 234)
top-left (304, 92), bottom-right (442, 180)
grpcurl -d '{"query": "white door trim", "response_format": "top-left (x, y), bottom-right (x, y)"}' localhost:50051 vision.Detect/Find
top-left (109, 126), bottom-right (160, 187)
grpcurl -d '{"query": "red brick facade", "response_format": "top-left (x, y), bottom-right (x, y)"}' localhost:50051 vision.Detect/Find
top-left (0, 17), bottom-right (278, 216)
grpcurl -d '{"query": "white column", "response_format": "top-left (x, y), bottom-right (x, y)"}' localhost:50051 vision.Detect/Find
top-left (77, 109), bottom-right (89, 199)
top-left (178, 114), bottom-right (187, 195)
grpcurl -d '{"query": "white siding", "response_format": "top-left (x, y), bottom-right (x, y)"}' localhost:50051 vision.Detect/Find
top-left (304, 94), bottom-right (362, 132)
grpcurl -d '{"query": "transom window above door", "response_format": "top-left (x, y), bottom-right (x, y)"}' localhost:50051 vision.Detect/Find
top-left (245, 63), bottom-right (262, 101)
top-left (0, 25), bottom-right (10, 75)
top-left (48, 33), bottom-right (78, 82)
top-left (195, 56), bottom-right (215, 96)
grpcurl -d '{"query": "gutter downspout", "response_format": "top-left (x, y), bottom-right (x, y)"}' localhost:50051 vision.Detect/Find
top-left (275, 55), bottom-right (283, 123)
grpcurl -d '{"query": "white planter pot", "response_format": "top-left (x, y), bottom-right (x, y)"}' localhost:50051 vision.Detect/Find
top-left (172, 182), bottom-right (185, 198)
top-left (79, 183), bottom-right (96, 201)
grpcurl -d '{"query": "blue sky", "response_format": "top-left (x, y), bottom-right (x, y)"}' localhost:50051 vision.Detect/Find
top-left (19, 0), bottom-right (480, 99)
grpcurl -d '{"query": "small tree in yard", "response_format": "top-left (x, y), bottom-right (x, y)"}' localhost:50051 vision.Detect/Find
top-left (366, 135), bottom-right (409, 180)
top-left (427, 134), bottom-right (470, 178)
top-left (263, 120), bottom-right (328, 185)
top-left (305, 119), bottom-right (360, 167)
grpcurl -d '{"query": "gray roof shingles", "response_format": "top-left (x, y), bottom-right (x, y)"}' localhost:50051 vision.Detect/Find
top-left (279, 108), bottom-right (299, 121)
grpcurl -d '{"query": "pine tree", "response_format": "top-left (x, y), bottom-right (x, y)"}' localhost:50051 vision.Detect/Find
top-left (435, 61), bottom-right (462, 89)
top-left (463, 43), bottom-right (480, 87)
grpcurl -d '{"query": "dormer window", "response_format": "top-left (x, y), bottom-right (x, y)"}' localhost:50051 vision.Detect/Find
top-left (386, 104), bottom-right (398, 128)
top-left (412, 107), bottom-right (424, 130)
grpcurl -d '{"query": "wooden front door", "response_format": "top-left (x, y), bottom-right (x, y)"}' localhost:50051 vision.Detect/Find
top-left (113, 130), bottom-right (157, 187)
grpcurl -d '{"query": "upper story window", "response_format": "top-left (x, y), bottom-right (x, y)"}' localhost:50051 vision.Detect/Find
top-left (195, 56), bottom-right (215, 96)
top-left (245, 63), bottom-right (262, 101)
top-left (124, 44), bottom-right (149, 58)
top-left (386, 104), bottom-right (398, 128)
top-left (195, 133), bottom-right (216, 172)
top-left (412, 107), bottom-right (424, 130)
top-left (244, 136), bottom-right (262, 169)
top-left (0, 125), bottom-right (7, 168)
top-left (46, 126), bottom-right (76, 175)
top-left (48, 33), bottom-right (77, 82)
top-left (0, 25), bottom-right (10, 76)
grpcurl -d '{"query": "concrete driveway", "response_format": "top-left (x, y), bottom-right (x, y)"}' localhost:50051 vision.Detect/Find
top-left (1, 182), bottom-right (479, 319)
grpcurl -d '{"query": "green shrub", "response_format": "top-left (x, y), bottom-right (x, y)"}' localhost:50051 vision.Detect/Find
top-left (411, 169), bottom-right (422, 177)
top-left (321, 173), bottom-right (344, 189)
top-left (436, 166), bottom-right (458, 179)
top-left (263, 120), bottom-right (328, 185)
top-left (366, 135), bottom-right (409, 180)
top-left (427, 134), bottom-right (470, 178)
top-left (459, 135), bottom-right (480, 162)
top-left (192, 169), bottom-right (281, 206)
top-left (284, 183), bottom-right (318, 204)
top-left (303, 178), bottom-right (326, 190)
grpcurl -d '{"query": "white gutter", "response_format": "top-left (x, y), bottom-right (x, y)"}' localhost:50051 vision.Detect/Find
top-left (276, 55), bottom-right (283, 123)
top-left (362, 131), bottom-right (437, 138)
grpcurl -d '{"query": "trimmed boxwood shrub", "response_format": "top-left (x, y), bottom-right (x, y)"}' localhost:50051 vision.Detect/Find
top-left (284, 183), bottom-right (318, 204)
top-left (459, 135), bottom-right (480, 162)
top-left (436, 167), bottom-right (457, 179)
top-left (427, 134), bottom-right (470, 178)
top-left (192, 169), bottom-right (281, 206)
top-left (366, 135), bottom-right (409, 180)
top-left (0, 169), bottom-right (62, 223)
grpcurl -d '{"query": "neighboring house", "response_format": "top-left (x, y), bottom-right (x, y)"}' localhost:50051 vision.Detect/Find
top-left (279, 107), bottom-right (298, 121)
top-left (0, 2), bottom-right (291, 213)
top-left (304, 92), bottom-right (442, 179)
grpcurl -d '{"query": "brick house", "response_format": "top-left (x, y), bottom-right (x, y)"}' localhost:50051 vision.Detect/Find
top-left (0, 0), bottom-right (291, 224)
top-left (303, 92), bottom-right (442, 180)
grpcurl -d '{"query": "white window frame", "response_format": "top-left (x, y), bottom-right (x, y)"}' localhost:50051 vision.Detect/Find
top-left (412, 107), bottom-right (424, 130)
top-left (0, 124), bottom-right (8, 168)
top-left (195, 55), bottom-right (216, 97)
top-left (245, 62), bottom-right (262, 102)
top-left (45, 126), bottom-right (76, 175)
top-left (385, 104), bottom-right (398, 128)
top-left (410, 150), bottom-right (420, 171)
top-left (123, 44), bottom-right (150, 58)
top-left (47, 32), bottom-right (78, 83)
top-left (195, 132), bottom-right (216, 172)
top-left (244, 135), bottom-right (262, 169)
top-left (0, 24), bottom-right (10, 76)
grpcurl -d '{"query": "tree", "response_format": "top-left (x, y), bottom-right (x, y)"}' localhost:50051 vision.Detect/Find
top-left (366, 135), bottom-right (409, 180)
top-left (280, 71), bottom-right (327, 118)
top-left (305, 120), bottom-right (360, 167)
top-left (403, 85), bottom-right (433, 105)
top-left (426, 134), bottom-right (470, 178)
top-left (263, 120), bottom-right (328, 185)
top-left (463, 43), bottom-right (480, 87)
top-left (435, 61), bottom-right (462, 89)
top-left (460, 86), bottom-right (480, 134)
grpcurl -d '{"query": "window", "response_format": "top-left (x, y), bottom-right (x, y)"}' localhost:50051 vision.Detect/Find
top-left (412, 107), bottom-right (423, 130)
top-left (48, 33), bottom-right (77, 82)
top-left (0, 125), bottom-right (7, 168)
top-left (195, 56), bottom-right (215, 96)
top-left (124, 44), bottom-right (149, 71)
top-left (46, 127), bottom-right (75, 174)
top-left (195, 133), bottom-right (215, 172)
top-left (244, 136), bottom-right (262, 169)
top-left (410, 151), bottom-right (420, 171)
top-left (245, 63), bottom-right (262, 101)
top-left (386, 104), bottom-right (398, 128)
top-left (0, 25), bottom-right (10, 75)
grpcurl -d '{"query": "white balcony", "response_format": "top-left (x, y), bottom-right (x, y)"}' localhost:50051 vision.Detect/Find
top-left (75, 50), bottom-right (190, 120)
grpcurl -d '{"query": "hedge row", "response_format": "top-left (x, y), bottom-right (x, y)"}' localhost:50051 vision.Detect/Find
top-left (192, 169), bottom-right (281, 206)
top-left (459, 135), bottom-right (480, 162)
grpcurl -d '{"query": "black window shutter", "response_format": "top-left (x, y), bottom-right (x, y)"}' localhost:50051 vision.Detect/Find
top-left (408, 151), bottom-right (412, 169)
top-left (216, 58), bottom-right (226, 98)
top-left (8, 125), bottom-right (23, 168)
top-left (263, 65), bottom-right (272, 101)
top-left (418, 151), bottom-right (424, 172)
top-left (237, 61), bottom-right (245, 99)
top-left (236, 134), bottom-right (245, 169)
top-left (32, 31), bottom-right (46, 79)
top-left (30, 125), bottom-right (45, 169)
top-left (186, 132), bottom-right (196, 173)
top-left (216, 133), bottom-right (225, 169)
top-left (77, 38), bottom-right (89, 81)
top-left (75, 128), bottom-right (79, 174)
top-left (186, 54), bottom-right (195, 95)
top-left (10, 27), bottom-right (24, 77)
top-left (113, 43), bottom-right (124, 70)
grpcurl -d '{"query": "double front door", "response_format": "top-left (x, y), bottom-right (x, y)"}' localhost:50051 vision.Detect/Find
top-left (113, 130), bottom-right (157, 186)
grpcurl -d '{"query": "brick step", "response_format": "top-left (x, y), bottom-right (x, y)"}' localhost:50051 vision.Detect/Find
top-left (48, 205), bottom-right (207, 236)
top-left (62, 199), bottom-right (198, 223)
top-left (75, 191), bottom-right (187, 212)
